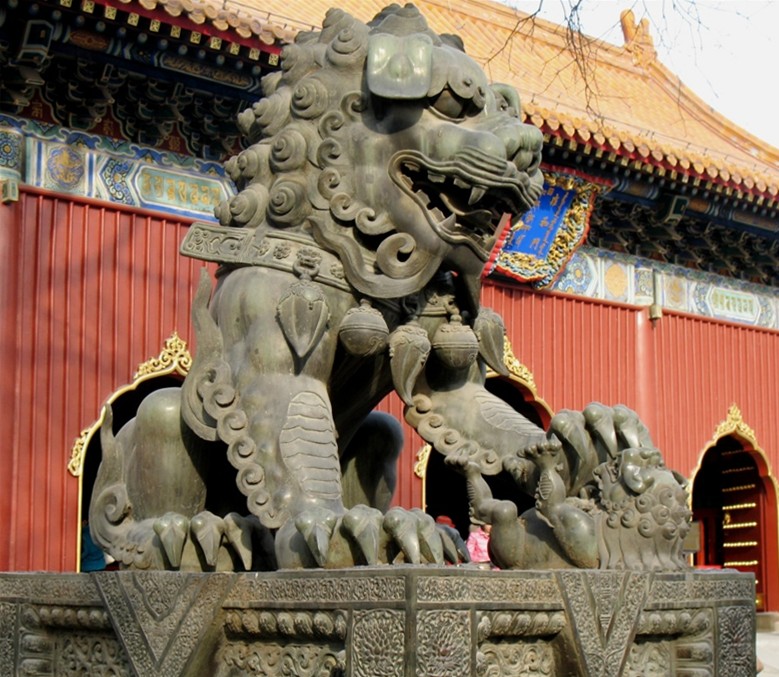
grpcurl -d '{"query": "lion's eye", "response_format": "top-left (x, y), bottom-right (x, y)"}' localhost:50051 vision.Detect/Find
top-left (430, 90), bottom-right (477, 120)
top-left (495, 95), bottom-right (518, 118)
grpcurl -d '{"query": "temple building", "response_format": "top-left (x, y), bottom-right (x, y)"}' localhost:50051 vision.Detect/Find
top-left (2, 0), bottom-right (778, 611)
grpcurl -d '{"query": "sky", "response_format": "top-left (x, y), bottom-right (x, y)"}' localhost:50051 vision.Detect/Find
top-left (502, 0), bottom-right (779, 152)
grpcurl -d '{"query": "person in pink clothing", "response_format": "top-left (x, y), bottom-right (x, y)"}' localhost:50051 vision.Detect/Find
top-left (466, 522), bottom-right (492, 567)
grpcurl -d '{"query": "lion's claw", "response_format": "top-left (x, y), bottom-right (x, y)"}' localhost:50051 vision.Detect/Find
top-left (437, 524), bottom-right (469, 563)
top-left (445, 453), bottom-right (482, 478)
top-left (284, 506), bottom-right (467, 568)
top-left (223, 512), bottom-right (258, 570)
top-left (153, 513), bottom-right (189, 568)
top-left (295, 510), bottom-right (338, 567)
top-left (342, 505), bottom-right (383, 565)
top-left (190, 510), bottom-right (224, 566)
top-left (384, 507), bottom-right (421, 564)
top-left (523, 438), bottom-right (563, 472)
top-left (414, 509), bottom-right (444, 564)
top-left (113, 511), bottom-right (273, 571)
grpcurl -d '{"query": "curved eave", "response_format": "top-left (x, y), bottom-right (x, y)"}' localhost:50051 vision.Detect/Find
top-left (525, 102), bottom-right (779, 209)
top-left (96, 0), bottom-right (297, 49)
top-left (112, 0), bottom-right (779, 208)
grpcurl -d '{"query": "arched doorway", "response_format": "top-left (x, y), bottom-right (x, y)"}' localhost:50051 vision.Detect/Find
top-left (691, 405), bottom-right (779, 611)
top-left (418, 339), bottom-right (553, 540)
top-left (67, 333), bottom-right (193, 571)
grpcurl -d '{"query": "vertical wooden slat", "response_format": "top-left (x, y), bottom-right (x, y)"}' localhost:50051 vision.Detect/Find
top-left (651, 312), bottom-right (779, 476)
top-left (1, 189), bottom-right (208, 571)
top-left (0, 195), bottom-right (23, 570)
top-left (481, 282), bottom-right (642, 413)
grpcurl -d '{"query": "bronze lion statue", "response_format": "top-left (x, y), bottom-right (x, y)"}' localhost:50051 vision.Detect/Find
top-left (89, 4), bottom-right (689, 573)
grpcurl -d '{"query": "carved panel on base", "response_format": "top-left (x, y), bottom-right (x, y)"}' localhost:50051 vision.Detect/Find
top-left (352, 609), bottom-right (405, 677)
top-left (0, 569), bottom-right (756, 677)
top-left (718, 605), bottom-right (756, 677)
top-left (220, 642), bottom-right (345, 676)
top-left (477, 641), bottom-right (556, 677)
top-left (417, 610), bottom-right (470, 677)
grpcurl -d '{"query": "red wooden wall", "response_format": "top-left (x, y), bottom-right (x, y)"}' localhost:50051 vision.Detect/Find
top-left (0, 187), bottom-right (208, 572)
top-left (4, 188), bottom-right (779, 577)
top-left (650, 311), bottom-right (779, 475)
top-left (480, 283), bottom-right (645, 415)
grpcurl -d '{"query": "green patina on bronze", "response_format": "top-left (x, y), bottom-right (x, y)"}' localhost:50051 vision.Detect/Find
top-left (89, 4), bottom-right (689, 575)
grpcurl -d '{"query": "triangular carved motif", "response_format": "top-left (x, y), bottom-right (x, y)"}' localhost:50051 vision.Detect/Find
top-left (557, 571), bottom-right (652, 677)
top-left (95, 571), bottom-right (231, 676)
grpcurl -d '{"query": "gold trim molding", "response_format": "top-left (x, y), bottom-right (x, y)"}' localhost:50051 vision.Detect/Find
top-left (690, 404), bottom-right (762, 486)
top-left (133, 331), bottom-right (192, 379)
top-left (708, 404), bottom-right (759, 450)
top-left (414, 444), bottom-right (432, 481)
top-left (67, 332), bottom-right (193, 477)
top-left (500, 336), bottom-right (537, 391)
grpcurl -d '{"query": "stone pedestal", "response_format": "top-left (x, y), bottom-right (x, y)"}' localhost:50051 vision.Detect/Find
top-left (0, 567), bottom-right (755, 676)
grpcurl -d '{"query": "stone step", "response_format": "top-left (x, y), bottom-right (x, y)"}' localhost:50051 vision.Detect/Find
top-left (758, 612), bottom-right (779, 632)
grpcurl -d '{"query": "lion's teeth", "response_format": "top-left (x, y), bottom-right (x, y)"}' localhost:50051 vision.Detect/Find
top-left (453, 177), bottom-right (470, 190)
top-left (416, 189), bottom-right (430, 206)
top-left (428, 172), bottom-right (446, 183)
top-left (468, 186), bottom-right (487, 205)
top-left (431, 207), bottom-right (444, 220)
top-left (441, 213), bottom-right (456, 229)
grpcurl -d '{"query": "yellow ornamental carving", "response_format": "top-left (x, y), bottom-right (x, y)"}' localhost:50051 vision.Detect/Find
top-left (710, 404), bottom-right (759, 450)
top-left (133, 332), bottom-right (192, 379)
top-left (414, 444), bottom-right (432, 481)
top-left (489, 172), bottom-right (608, 287)
top-left (500, 336), bottom-right (537, 391)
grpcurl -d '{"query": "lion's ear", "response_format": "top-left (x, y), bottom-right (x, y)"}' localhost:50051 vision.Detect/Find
top-left (439, 34), bottom-right (465, 52)
top-left (366, 33), bottom-right (433, 100)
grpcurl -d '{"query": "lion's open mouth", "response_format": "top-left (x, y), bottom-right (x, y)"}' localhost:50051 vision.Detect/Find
top-left (390, 147), bottom-right (540, 260)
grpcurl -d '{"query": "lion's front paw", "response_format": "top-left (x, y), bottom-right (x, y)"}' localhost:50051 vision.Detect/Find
top-left (117, 510), bottom-right (273, 571)
top-left (276, 506), bottom-right (466, 568)
top-left (382, 507), bottom-right (443, 565)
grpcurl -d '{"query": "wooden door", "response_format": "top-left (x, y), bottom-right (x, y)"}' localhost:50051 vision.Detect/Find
top-left (693, 437), bottom-right (767, 609)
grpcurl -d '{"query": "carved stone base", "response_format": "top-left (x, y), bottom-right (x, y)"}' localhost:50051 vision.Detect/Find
top-left (0, 568), bottom-right (755, 676)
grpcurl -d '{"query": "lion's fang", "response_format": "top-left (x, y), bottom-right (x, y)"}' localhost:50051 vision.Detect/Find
top-left (441, 213), bottom-right (457, 230)
top-left (469, 186), bottom-right (487, 205)
top-left (428, 172), bottom-right (446, 183)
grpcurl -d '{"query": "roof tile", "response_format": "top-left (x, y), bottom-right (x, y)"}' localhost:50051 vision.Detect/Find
top-left (124, 0), bottom-right (779, 202)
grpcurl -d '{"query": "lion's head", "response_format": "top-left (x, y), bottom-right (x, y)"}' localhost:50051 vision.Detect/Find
top-left (217, 4), bottom-right (543, 311)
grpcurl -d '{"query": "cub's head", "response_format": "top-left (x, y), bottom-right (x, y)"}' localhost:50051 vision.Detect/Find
top-left (219, 4), bottom-right (543, 310)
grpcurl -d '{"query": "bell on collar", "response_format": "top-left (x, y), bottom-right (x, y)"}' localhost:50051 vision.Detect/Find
top-left (338, 299), bottom-right (390, 357)
top-left (431, 314), bottom-right (479, 369)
